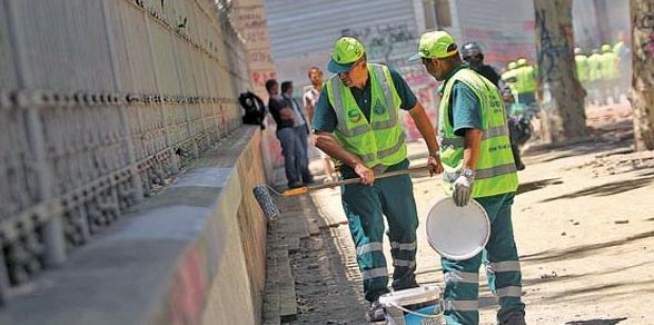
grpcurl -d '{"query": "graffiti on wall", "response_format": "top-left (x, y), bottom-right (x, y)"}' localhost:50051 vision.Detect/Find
top-left (341, 23), bottom-right (416, 66)
top-left (535, 8), bottom-right (574, 81)
top-left (636, 12), bottom-right (654, 58)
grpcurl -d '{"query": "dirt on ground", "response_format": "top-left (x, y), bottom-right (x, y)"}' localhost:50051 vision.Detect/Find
top-left (273, 102), bottom-right (654, 325)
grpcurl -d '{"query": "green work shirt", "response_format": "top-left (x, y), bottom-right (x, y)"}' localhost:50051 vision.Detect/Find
top-left (438, 65), bottom-right (483, 137)
top-left (312, 67), bottom-right (417, 133)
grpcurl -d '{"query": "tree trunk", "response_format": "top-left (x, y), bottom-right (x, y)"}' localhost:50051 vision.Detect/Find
top-left (534, 0), bottom-right (589, 143)
top-left (631, 0), bottom-right (654, 150)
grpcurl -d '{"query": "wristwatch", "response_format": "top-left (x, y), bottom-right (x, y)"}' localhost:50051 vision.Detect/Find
top-left (461, 168), bottom-right (476, 179)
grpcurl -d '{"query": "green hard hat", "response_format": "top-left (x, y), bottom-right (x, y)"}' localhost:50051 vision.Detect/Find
top-left (507, 61), bottom-right (517, 70)
top-left (409, 30), bottom-right (458, 61)
top-left (327, 37), bottom-right (366, 73)
top-left (601, 44), bottom-right (611, 52)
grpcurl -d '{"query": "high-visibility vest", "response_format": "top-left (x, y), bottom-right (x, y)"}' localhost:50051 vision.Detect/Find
top-left (599, 51), bottom-right (619, 80)
top-left (575, 54), bottom-right (590, 82)
top-left (325, 63), bottom-right (407, 168)
top-left (513, 65), bottom-right (537, 94)
top-left (501, 69), bottom-right (518, 96)
top-left (588, 54), bottom-right (603, 81)
top-left (438, 68), bottom-right (518, 198)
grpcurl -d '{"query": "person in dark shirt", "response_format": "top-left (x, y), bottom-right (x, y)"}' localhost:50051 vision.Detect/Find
top-left (461, 42), bottom-right (501, 87)
top-left (462, 42), bottom-right (526, 170)
top-left (265, 79), bottom-right (306, 188)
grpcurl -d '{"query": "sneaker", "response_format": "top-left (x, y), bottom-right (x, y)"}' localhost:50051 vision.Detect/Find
top-left (366, 301), bottom-right (386, 322)
top-left (499, 312), bottom-right (526, 325)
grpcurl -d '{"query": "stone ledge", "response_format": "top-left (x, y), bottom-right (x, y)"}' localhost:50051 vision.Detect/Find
top-left (0, 126), bottom-right (268, 325)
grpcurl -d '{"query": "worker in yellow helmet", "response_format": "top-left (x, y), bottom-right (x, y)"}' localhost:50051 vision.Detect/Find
top-left (413, 30), bottom-right (526, 325)
top-left (599, 44), bottom-right (620, 104)
top-left (512, 58), bottom-right (537, 108)
top-left (313, 36), bottom-right (443, 322)
top-left (587, 49), bottom-right (604, 105)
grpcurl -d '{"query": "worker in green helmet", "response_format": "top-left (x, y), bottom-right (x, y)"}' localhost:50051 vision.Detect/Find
top-left (411, 30), bottom-right (525, 325)
top-left (512, 58), bottom-right (537, 108)
top-left (587, 49), bottom-right (604, 105)
top-left (574, 48), bottom-right (590, 84)
top-left (599, 43), bottom-right (620, 104)
top-left (312, 36), bottom-right (443, 322)
top-left (501, 61), bottom-right (519, 99)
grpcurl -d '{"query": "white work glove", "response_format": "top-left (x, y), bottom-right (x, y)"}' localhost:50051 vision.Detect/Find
top-left (452, 168), bottom-right (475, 207)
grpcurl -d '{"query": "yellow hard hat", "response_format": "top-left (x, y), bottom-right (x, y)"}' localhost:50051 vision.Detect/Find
top-left (327, 37), bottom-right (366, 73)
top-left (601, 44), bottom-right (611, 52)
top-left (409, 30), bottom-right (458, 61)
top-left (507, 61), bottom-right (517, 70)
top-left (516, 58), bottom-right (528, 67)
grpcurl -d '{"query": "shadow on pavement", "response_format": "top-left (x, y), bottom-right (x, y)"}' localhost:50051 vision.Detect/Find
top-left (520, 230), bottom-right (654, 263)
top-left (517, 178), bottom-right (563, 195)
top-left (565, 317), bottom-right (628, 325)
top-left (539, 176), bottom-right (654, 203)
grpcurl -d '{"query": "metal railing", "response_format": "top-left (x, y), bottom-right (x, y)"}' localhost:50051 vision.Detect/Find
top-left (0, 0), bottom-right (249, 303)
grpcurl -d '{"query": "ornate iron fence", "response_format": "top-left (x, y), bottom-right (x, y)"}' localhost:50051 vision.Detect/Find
top-left (0, 0), bottom-right (249, 303)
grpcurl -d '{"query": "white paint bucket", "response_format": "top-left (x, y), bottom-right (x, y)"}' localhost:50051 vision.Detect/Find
top-left (425, 197), bottom-right (490, 260)
top-left (378, 285), bottom-right (444, 325)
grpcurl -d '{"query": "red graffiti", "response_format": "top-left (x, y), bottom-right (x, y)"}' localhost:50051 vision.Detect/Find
top-left (251, 71), bottom-right (277, 88)
top-left (169, 246), bottom-right (208, 325)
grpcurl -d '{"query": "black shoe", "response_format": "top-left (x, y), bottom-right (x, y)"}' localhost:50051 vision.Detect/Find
top-left (499, 312), bottom-right (526, 325)
top-left (366, 301), bottom-right (386, 322)
top-left (288, 181), bottom-right (304, 189)
top-left (516, 162), bottom-right (526, 171)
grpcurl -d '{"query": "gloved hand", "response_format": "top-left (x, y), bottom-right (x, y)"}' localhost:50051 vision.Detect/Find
top-left (452, 169), bottom-right (475, 207)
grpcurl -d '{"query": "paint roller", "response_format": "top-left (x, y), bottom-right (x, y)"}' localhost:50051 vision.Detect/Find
top-left (253, 165), bottom-right (431, 220)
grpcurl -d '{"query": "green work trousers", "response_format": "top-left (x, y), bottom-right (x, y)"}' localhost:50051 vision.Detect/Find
top-left (341, 159), bottom-right (419, 302)
top-left (441, 193), bottom-right (525, 325)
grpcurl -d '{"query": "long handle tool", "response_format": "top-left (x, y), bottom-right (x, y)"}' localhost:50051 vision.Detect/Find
top-left (253, 165), bottom-right (430, 220)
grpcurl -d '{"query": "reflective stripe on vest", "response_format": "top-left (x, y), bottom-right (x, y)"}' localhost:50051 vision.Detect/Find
top-left (326, 63), bottom-right (407, 168)
top-left (438, 68), bottom-right (518, 197)
top-left (438, 125), bottom-right (510, 148)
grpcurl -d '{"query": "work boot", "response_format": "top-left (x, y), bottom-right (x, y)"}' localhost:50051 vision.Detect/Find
top-left (366, 301), bottom-right (386, 323)
top-left (499, 312), bottom-right (526, 325)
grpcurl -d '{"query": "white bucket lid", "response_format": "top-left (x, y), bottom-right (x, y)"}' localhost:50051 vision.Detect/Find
top-left (425, 197), bottom-right (490, 260)
top-left (378, 285), bottom-right (441, 307)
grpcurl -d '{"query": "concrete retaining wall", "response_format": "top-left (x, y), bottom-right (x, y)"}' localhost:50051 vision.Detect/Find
top-left (0, 126), bottom-right (269, 325)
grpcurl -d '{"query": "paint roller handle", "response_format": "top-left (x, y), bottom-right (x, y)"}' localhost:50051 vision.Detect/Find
top-left (281, 165), bottom-right (430, 197)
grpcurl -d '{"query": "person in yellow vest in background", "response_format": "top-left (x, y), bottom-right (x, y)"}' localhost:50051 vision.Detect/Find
top-left (599, 43), bottom-right (620, 104)
top-left (312, 37), bottom-right (444, 322)
top-left (574, 48), bottom-right (590, 85)
top-left (411, 30), bottom-right (526, 325)
top-left (512, 58), bottom-right (537, 109)
top-left (587, 49), bottom-right (604, 105)
top-left (501, 61), bottom-right (519, 99)
top-left (574, 48), bottom-right (590, 105)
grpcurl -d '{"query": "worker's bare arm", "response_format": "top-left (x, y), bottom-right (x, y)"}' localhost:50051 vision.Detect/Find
top-left (409, 102), bottom-right (444, 175)
top-left (462, 128), bottom-right (483, 170)
top-left (314, 131), bottom-right (374, 184)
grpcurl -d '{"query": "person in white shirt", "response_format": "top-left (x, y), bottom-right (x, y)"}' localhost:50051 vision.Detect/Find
top-left (303, 67), bottom-right (336, 183)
